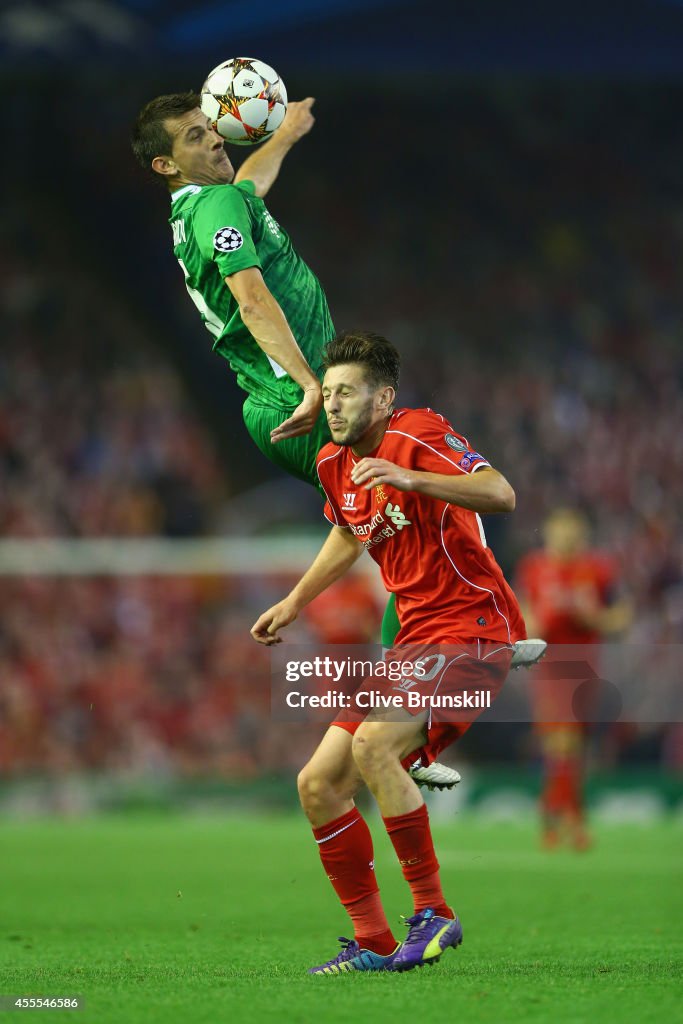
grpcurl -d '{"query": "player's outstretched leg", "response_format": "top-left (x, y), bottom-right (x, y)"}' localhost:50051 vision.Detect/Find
top-left (411, 640), bottom-right (546, 792)
top-left (383, 598), bottom-right (461, 793)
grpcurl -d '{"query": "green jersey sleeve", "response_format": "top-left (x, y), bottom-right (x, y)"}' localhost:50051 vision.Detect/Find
top-left (193, 181), bottom-right (261, 278)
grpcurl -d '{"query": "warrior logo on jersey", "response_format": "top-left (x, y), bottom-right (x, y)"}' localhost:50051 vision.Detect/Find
top-left (445, 434), bottom-right (467, 452)
top-left (213, 226), bottom-right (244, 253)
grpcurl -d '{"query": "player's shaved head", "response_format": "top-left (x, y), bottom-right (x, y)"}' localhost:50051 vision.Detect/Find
top-left (131, 92), bottom-right (201, 175)
top-left (323, 331), bottom-right (400, 393)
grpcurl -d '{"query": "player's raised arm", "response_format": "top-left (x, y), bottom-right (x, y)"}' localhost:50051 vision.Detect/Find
top-left (250, 526), bottom-right (364, 645)
top-left (235, 99), bottom-right (316, 198)
top-left (350, 459), bottom-right (516, 514)
top-left (225, 266), bottom-right (323, 439)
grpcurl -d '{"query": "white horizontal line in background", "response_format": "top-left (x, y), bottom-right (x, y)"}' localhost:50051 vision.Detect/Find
top-left (0, 538), bottom-right (337, 576)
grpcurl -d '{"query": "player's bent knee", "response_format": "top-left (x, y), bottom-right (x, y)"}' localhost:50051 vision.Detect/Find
top-left (297, 764), bottom-right (352, 817)
top-left (297, 764), bottom-right (322, 804)
top-left (297, 772), bottom-right (327, 819)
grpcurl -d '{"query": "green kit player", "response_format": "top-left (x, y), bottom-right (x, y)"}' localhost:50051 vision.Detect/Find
top-left (132, 92), bottom-right (331, 486)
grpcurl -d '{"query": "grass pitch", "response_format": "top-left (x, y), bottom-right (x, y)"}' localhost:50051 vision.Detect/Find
top-left (1, 813), bottom-right (680, 1023)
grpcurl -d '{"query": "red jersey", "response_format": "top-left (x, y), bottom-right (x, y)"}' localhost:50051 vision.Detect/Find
top-left (316, 407), bottom-right (525, 646)
top-left (516, 549), bottom-right (616, 644)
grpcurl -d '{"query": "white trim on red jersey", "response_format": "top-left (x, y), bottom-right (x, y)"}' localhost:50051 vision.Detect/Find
top-left (439, 506), bottom-right (512, 643)
top-left (427, 651), bottom-right (470, 730)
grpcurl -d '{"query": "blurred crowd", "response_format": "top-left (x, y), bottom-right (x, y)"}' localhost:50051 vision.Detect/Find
top-left (0, 213), bottom-right (228, 538)
top-left (1, 83), bottom-right (682, 779)
top-left (0, 573), bottom-right (381, 780)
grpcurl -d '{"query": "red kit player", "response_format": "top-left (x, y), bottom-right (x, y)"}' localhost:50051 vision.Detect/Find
top-left (516, 508), bottom-right (631, 849)
top-left (252, 331), bottom-right (533, 974)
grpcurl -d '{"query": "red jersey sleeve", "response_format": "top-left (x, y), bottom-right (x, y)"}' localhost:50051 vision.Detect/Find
top-left (388, 408), bottom-right (491, 475)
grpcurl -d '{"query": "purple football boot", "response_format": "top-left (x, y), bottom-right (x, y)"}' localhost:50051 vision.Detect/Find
top-left (391, 908), bottom-right (463, 972)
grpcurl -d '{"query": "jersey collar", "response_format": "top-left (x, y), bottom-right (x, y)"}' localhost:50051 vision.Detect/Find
top-left (170, 184), bottom-right (202, 203)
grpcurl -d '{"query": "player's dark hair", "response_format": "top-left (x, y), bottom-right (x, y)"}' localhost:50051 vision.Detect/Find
top-left (323, 331), bottom-right (400, 393)
top-left (131, 92), bottom-right (201, 176)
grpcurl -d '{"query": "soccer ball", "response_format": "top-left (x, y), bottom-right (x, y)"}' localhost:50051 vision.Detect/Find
top-left (200, 57), bottom-right (288, 146)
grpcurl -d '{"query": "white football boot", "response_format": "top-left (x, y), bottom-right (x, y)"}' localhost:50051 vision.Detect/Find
top-left (408, 761), bottom-right (461, 792)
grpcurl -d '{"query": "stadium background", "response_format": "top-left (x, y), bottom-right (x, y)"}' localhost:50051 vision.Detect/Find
top-left (0, 3), bottom-right (681, 1021)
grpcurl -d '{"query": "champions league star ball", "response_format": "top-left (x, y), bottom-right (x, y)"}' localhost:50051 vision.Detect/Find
top-left (200, 57), bottom-right (288, 145)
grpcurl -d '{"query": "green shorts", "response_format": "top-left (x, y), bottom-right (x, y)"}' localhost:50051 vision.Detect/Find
top-left (243, 396), bottom-right (331, 496)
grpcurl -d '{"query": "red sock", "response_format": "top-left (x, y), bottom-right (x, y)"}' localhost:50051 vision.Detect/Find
top-left (543, 757), bottom-right (583, 818)
top-left (383, 803), bottom-right (453, 919)
top-left (542, 760), bottom-right (566, 816)
top-left (563, 758), bottom-right (583, 817)
top-left (313, 808), bottom-right (396, 955)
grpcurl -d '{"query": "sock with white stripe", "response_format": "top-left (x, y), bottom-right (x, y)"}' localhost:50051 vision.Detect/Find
top-left (312, 808), bottom-right (396, 955)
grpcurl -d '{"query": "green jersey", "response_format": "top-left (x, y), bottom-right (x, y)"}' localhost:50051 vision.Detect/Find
top-left (169, 179), bottom-right (334, 410)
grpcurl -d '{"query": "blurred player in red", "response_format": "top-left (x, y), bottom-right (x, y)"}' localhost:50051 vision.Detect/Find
top-left (516, 508), bottom-right (631, 850)
top-left (252, 331), bottom-right (529, 974)
top-left (303, 575), bottom-right (382, 645)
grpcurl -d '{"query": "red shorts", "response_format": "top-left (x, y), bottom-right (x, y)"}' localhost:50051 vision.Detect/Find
top-left (332, 640), bottom-right (513, 766)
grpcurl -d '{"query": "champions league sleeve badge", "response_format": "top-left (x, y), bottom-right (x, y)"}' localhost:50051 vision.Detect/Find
top-left (213, 226), bottom-right (244, 253)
